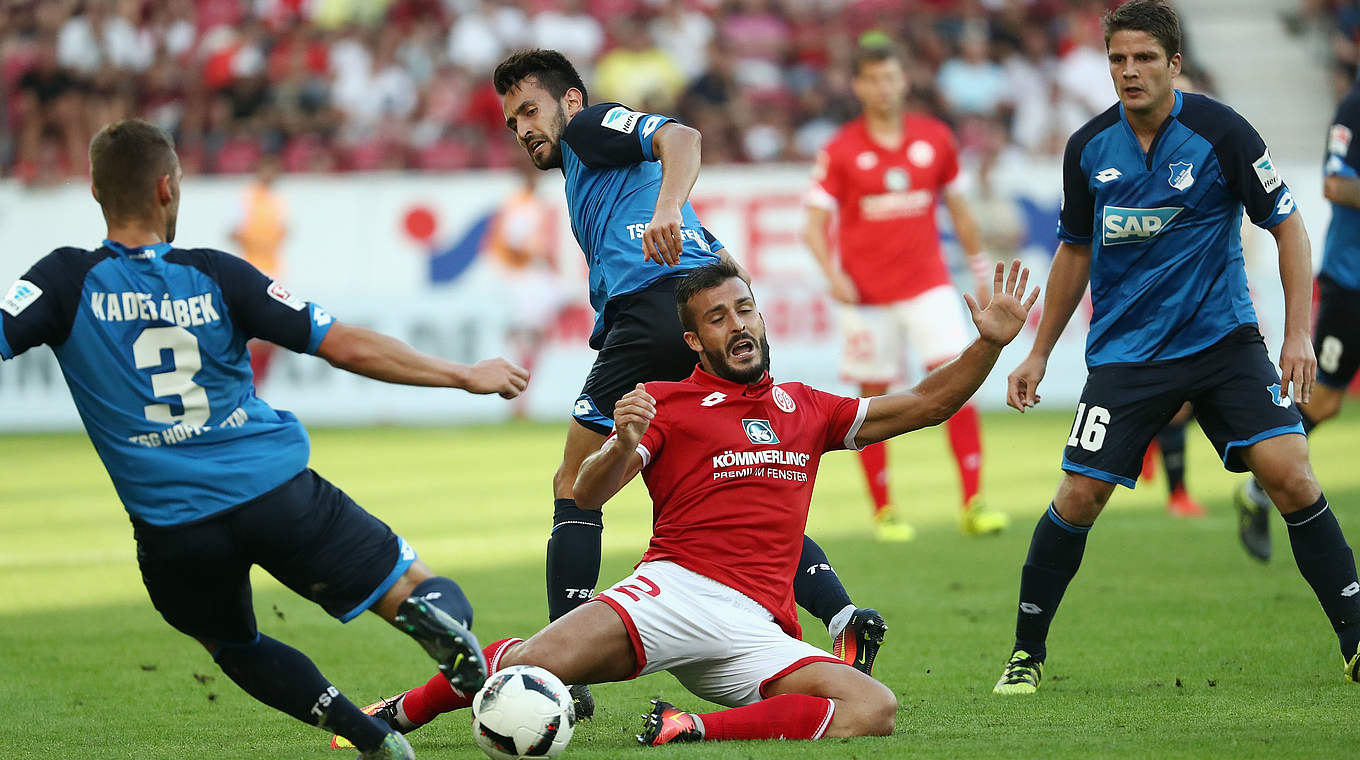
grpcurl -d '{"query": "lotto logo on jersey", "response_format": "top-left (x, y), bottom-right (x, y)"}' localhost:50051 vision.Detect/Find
top-left (1101, 206), bottom-right (1183, 245)
top-left (601, 106), bottom-right (642, 134)
top-left (742, 419), bottom-right (779, 445)
top-left (2, 279), bottom-right (42, 317)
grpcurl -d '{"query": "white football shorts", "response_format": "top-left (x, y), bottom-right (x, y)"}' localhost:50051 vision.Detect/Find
top-left (592, 560), bottom-right (845, 709)
top-left (838, 284), bottom-right (971, 384)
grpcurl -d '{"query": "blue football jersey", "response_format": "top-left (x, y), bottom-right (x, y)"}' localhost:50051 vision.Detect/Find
top-left (0, 240), bottom-right (334, 526)
top-left (1058, 90), bottom-right (1296, 367)
top-left (1322, 84), bottom-right (1360, 291)
top-left (560, 102), bottom-right (722, 348)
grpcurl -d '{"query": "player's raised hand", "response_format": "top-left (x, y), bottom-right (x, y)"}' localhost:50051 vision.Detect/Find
top-left (1006, 353), bottom-right (1047, 412)
top-left (613, 383), bottom-right (656, 448)
top-left (462, 358), bottom-right (530, 399)
top-left (1279, 329), bottom-right (1316, 404)
top-left (965, 259), bottom-right (1039, 348)
top-left (642, 205), bottom-right (686, 267)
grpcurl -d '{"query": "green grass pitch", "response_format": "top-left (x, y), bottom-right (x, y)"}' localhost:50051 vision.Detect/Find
top-left (2, 408), bottom-right (1357, 758)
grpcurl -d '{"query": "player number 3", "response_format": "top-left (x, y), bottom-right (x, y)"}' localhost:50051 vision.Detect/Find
top-left (132, 326), bottom-right (211, 427)
top-left (1066, 402), bottom-right (1110, 452)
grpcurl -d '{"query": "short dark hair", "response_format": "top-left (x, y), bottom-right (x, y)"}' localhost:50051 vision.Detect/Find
top-left (492, 49), bottom-right (589, 104)
top-left (852, 43), bottom-right (902, 77)
top-left (1103, 0), bottom-right (1181, 59)
top-left (675, 260), bottom-right (747, 332)
top-left (89, 119), bottom-right (178, 223)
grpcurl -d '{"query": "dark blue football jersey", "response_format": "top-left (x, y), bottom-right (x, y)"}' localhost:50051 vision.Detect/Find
top-left (0, 240), bottom-right (334, 526)
top-left (1323, 83), bottom-right (1360, 291)
top-left (560, 102), bottom-right (722, 348)
top-left (1057, 90), bottom-right (1296, 367)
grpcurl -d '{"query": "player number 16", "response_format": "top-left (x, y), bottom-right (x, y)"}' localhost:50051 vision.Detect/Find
top-left (1066, 403), bottom-right (1110, 452)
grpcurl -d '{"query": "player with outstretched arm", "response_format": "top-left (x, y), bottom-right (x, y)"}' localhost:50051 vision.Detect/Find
top-left (489, 50), bottom-right (886, 718)
top-left (0, 120), bottom-right (530, 760)
top-left (344, 258), bottom-right (1037, 747)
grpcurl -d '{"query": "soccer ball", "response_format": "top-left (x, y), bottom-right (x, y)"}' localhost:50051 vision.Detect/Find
top-left (471, 665), bottom-right (576, 759)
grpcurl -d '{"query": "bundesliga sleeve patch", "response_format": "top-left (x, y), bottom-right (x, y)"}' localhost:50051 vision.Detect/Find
top-left (2, 279), bottom-right (42, 317)
top-left (1253, 149), bottom-right (1282, 193)
top-left (267, 281), bottom-right (307, 311)
top-left (601, 106), bottom-right (642, 134)
top-left (1329, 124), bottom-right (1353, 157)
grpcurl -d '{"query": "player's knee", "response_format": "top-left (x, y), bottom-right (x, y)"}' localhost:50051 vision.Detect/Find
top-left (842, 681), bottom-right (896, 737)
top-left (1264, 464), bottom-right (1321, 513)
top-left (1054, 476), bottom-right (1111, 524)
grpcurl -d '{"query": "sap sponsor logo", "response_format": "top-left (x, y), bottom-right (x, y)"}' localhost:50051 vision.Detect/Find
top-left (640, 115), bottom-right (664, 139)
top-left (1253, 149), bottom-right (1282, 193)
top-left (1330, 123), bottom-right (1353, 157)
top-left (1167, 161), bottom-right (1194, 191)
top-left (1276, 190), bottom-right (1296, 216)
top-left (601, 106), bottom-right (642, 134)
top-left (91, 291), bottom-right (221, 326)
top-left (313, 306), bottom-right (332, 327)
top-left (1095, 167), bottom-right (1122, 184)
top-left (772, 385), bottom-right (796, 413)
top-left (268, 281), bottom-right (306, 311)
top-left (2, 279), bottom-right (42, 317)
top-left (700, 391), bottom-right (727, 407)
top-left (1101, 206), bottom-right (1182, 245)
top-left (742, 418), bottom-right (779, 445)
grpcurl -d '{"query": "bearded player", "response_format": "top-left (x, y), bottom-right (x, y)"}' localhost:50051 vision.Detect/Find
top-left (805, 42), bottom-right (1009, 541)
top-left (338, 258), bottom-right (1037, 747)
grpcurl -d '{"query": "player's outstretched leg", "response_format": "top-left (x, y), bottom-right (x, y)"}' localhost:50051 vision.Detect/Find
top-left (1234, 412), bottom-right (1317, 561)
top-left (387, 574), bottom-right (487, 694)
top-left (995, 475), bottom-right (1108, 695)
top-left (793, 536), bottom-right (889, 673)
top-left (212, 634), bottom-right (397, 753)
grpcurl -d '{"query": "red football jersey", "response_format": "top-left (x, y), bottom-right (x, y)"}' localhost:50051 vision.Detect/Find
top-left (631, 366), bottom-right (867, 639)
top-left (808, 114), bottom-right (960, 304)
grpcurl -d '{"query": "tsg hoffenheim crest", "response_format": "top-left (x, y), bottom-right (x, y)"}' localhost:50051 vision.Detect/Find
top-left (1168, 162), bottom-right (1194, 191)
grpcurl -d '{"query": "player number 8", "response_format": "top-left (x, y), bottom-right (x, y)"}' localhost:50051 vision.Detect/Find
top-left (1066, 402), bottom-right (1110, 452)
top-left (1319, 336), bottom-right (1343, 375)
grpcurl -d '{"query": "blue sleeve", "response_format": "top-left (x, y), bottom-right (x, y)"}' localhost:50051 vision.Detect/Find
top-left (1, 248), bottom-right (99, 358)
top-left (1325, 91), bottom-right (1360, 179)
top-left (562, 102), bottom-right (675, 168)
top-left (701, 226), bottom-right (724, 253)
top-left (1215, 111), bottom-right (1294, 228)
top-left (172, 250), bottom-right (333, 355)
top-left (1056, 132), bottom-right (1095, 244)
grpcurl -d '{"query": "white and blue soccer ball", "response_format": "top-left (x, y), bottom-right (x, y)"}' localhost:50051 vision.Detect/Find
top-left (471, 665), bottom-right (576, 759)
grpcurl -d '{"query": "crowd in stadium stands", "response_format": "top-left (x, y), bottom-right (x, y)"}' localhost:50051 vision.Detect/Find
top-left (1288, 1), bottom-right (1360, 97)
top-left (2, 0), bottom-right (1208, 183)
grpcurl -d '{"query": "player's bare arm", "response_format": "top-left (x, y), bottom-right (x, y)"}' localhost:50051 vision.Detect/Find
top-left (1006, 241), bottom-right (1092, 412)
top-left (944, 190), bottom-right (994, 308)
top-left (643, 123), bottom-right (702, 267)
top-left (854, 260), bottom-right (1038, 446)
top-left (317, 322), bottom-right (529, 398)
top-left (573, 383), bottom-right (653, 509)
top-left (802, 204), bottom-right (858, 303)
top-left (1270, 212), bottom-right (1317, 403)
top-left (1324, 173), bottom-right (1360, 210)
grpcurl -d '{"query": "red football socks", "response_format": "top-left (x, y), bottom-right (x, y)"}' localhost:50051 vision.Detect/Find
top-left (399, 638), bottom-right (522, 727)
top-left (698, 694), bottom-right (835, 741)
top-left (946, 404), bottom-right (983, 505)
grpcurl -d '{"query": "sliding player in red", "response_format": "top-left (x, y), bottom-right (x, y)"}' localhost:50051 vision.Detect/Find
top-left (339, 257), bottom-right (1036, 747)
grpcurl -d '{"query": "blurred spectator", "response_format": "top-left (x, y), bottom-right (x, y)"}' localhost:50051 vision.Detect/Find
top-left (936, 22), bottom-right (1006, 117)
top-left (594, 17), bottom-right (684, 110)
